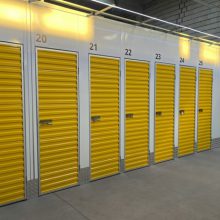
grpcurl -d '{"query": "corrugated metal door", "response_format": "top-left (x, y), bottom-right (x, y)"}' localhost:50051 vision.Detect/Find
top-left (38, 49), bottom-right (78, 194)
top-left (0, 44), bottom-right (25, 206)
top-left (90, 55), bottom-right (120, 180)
top-left (125, 60), bottom-right (149, 171)
top-left (178, 66), bottom-right (196, 157)
top-left (155, 64), bottom-right (175, 163)
top-left (198, 69), bottom-right (213, 152)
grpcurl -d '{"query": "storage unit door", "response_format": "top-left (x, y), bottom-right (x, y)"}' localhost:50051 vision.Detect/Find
top-left (0, 44), bottom-right (25, 205)
top-left (155, 64), bottom-right (175, 163)
top-left (198, 69), bottom-right (213, 152)
top-left (90, 55), bottom-right (120, 180)
top-left (178, 66), bottom-right (196, 157)
top-left (125, 60), bottom-right (149, 171)
top-left (38, 49), bottom-right (78, 194)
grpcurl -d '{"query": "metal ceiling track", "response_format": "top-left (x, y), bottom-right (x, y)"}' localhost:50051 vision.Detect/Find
top-left (32, 0), bottom-right (220, 46)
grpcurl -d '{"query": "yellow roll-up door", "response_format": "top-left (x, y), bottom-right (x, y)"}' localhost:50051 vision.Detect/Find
top-left (155, 63), bottom-right (175, 163)
top-left (38, 49), bottom-right (78, 194)
top-left (125, 60), bottom-right (149, 171)
top-left (198, 68), bottom-right (213, 152)
top-left (90, 55), bottom-right (120, 180)
top-left (0, 43), bottom-right (25, 206)
top-left (178, 66), bottom-right (196, 157)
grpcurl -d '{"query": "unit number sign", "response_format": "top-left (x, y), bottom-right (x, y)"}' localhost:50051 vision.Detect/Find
top-left (180, 57), bottom-right (185, 63)
top-left (36, 34), bottom-right (47, 43)
top-left (155, 53), bottom-right (162, 60)
top-left (125, 49), bottom-right (132, 56)
top-left (90, 43), bottom-right (98, 51)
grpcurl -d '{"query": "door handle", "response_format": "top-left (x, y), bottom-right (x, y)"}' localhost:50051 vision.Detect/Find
top-left (156, 112), bottom-right (162, 116)
top-left (179, 110), bottom-right (185, 115)
top-left (199, 109), bottom-right (203, 113)
top-left (91, 116), bottom-right (101, 122)
top-left (126, 113), bottom-right (134, 119)
top-left (40, 119), bottom-right (53, 125)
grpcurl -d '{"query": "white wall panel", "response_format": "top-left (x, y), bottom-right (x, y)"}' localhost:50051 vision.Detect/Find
top-left (212, 62), bottom-right (220, 138)
top-left (93, 19), bottom-right (122, 57)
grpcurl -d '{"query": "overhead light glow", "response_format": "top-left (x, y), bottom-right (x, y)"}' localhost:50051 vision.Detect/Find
top-left (40, 7), bottom-right (94, 41)
top-left (0, 0), bottom-right (26, 29)
top-left (199, 43), bottom-right (220, 65)
top-left (179, 37), bottom-right (191, 59)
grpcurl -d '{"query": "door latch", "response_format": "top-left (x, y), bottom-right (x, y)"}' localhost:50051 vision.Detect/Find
top-left (179, 110), bottom-right (185, 115)
top-left (156, 112), bottom-right (162, 116)
top-left (40, 119), bottom-right (53, 125)
top-left (91, 116), bottom-right (101, 122)
top-left (126, 113), bottom-right (134, 119)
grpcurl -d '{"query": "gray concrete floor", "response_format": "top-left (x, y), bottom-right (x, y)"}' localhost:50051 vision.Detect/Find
top-left (1, 148), bottom-right (220, 220)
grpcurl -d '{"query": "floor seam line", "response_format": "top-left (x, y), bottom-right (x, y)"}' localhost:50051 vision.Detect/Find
top-left (54, 193), bottom-right (92, 220)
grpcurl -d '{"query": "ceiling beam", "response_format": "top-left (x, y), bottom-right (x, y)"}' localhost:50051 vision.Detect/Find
top-left (96, 0), bottom-right (115, 4)
top-left (94, 5), bottom-right (113, 15)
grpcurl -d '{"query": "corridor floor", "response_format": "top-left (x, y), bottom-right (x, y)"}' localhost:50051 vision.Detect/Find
top-left (1, 148), bottom-right (220, 220)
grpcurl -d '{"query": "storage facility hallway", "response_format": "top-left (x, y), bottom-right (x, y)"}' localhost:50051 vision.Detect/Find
top-left (1, 0), bottom-right (220, 219)
top-left (1, 148), bottom-right (220, 220)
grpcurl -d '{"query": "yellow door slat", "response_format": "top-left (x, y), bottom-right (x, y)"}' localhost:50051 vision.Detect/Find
top-left (155, 64), bottom-right (175, 163)
top-left (0, 43), bottom-right (25, 206)
top-left (125, 60), bottom-right (149, 171)
top-left (198, 69), bottom-right (213, 152)
top-left (90, 55), bottom-right (120, 180)
top-left (178, 66), bottom-right (196, 157)
top-left (38, 49), bottom-right (78, 194)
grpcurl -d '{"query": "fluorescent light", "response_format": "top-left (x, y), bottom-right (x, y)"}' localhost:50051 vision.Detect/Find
top-left (91, 0), bottom-right (220, 41)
